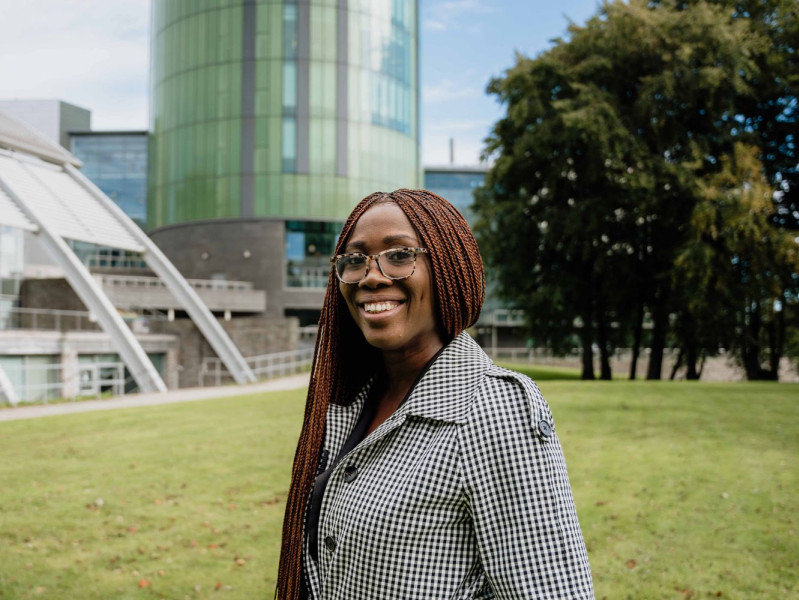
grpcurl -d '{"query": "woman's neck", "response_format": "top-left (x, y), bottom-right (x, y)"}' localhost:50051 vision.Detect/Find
top-left (381, 338), bottom-right (444, 404)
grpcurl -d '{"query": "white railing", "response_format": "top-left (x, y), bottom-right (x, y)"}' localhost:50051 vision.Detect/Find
top-left (0, 306), bottom-right (102, 332)
top-left (84, 250), bottom-right (148, 270)
top-left (486, 346), bottom-right (681, 365)
top-left (486, 347), bottom-right (582, 364)
top-left (287, 266), bottom-right (330, 288)
top-left (199, 347), bottom-right (314, 387)
top-left (95, 274), bottom-right (255, 292)
top-left (489, 309), bottom-right (526, 326)
top-left (0, 361), bottom-right (130, 406)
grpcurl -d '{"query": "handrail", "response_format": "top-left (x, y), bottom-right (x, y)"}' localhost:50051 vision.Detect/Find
top-left (199, 347), bottom-right (314, 387)
top-left (0, 360), bottom-right (133, 405)
top-left (0, 306), bottom-right (102, 332)
top-left (0, 306), bottom-right (172, 332)
top-left (95, 274), bottom-right (255, 292)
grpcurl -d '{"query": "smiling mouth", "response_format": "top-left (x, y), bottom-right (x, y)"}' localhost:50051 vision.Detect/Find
top-left (361, 301), bottom-right (403, 314)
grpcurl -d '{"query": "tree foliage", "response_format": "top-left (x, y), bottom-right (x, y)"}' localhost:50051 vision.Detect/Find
top-left (475, 0), bottom-right (799, 380)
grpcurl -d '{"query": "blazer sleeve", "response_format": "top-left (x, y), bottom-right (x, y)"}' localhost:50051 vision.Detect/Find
top-left (458, 371), bottom-right (594, 599)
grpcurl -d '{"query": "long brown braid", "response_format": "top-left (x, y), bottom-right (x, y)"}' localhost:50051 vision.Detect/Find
top-left (276, 189), bottom-right (485, 598)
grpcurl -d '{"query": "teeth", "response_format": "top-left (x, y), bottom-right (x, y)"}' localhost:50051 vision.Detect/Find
top-left (364, 302), bottom-right (398, 314)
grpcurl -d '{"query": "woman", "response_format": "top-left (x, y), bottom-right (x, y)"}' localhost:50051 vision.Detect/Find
top-left (278, 189), bottom-right (593, 599)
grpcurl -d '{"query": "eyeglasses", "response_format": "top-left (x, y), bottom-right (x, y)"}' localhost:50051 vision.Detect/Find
top-left (330, 247), bottom-right (429, 284)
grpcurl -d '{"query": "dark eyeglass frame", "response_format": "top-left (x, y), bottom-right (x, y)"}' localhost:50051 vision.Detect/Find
top-left (330, 247), bottom-right (429, 284)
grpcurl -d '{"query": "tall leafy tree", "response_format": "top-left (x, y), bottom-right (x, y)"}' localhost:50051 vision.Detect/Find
top-left (476, 0), bottom-right (770, 379)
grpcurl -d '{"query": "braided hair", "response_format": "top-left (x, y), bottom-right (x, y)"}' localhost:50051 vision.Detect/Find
top-left (276, 189), bottom-right (485, 598)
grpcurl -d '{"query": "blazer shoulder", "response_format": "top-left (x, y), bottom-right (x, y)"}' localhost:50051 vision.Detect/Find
top-left (471, 364), bottom-right (556, 440)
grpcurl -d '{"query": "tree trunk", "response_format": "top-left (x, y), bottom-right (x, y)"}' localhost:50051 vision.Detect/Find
top-left (646, 294), bottom-right (668, 380)
top-left (765, 298), bottom-right (785, 380)
top-left (742, 300), bottom-right (762, 380)
top-left (629, 300), bottom-right (644, 380)
top-left (579, 315), bottom-right (595, 380)
top-left (685, 342), bottom-right (700, 380)
top-left (597, 312), bottom-right (612, 380)
top-left (669, 347), bottom-right (683, 380)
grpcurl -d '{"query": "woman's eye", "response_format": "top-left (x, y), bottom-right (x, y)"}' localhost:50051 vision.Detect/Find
top-left (342, 256), bottom-right (366, 269)
top-left (386, 249), bottom-right (413, 263)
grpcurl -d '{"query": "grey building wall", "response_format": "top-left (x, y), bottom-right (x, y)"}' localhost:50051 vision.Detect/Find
top-left (18, 277), bottom-right (300, 389)
top-left (148, 218), bottom-right (327, 318)
top-left (149, 315), bottom-right (299, 388)
top-left (0, 99), bottom-right (91, 149)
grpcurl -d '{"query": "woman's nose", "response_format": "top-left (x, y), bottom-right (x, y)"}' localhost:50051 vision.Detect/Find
top-left (359, 258), bottom-right (391, 287)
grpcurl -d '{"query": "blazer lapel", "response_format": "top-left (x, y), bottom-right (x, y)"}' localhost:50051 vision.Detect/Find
top-left (399, 332), bottom-right (492, 424)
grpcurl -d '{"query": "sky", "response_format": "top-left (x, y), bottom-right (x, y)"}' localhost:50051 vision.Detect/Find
top-left (0, 0), bottom-right (601, 166)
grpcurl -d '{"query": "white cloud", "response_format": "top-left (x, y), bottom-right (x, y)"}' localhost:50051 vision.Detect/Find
top-left (0, 0), bottom-right (150, 129)
top-left (422, 133), bottom-right (488, 167)
top-left (422, 0), bottom-right (495, 32)
top-left (425, 118), bottom-right (493, 134)
top-left (423, 19), bottom-right (447, 31)
top-left (422, 116), bottom-right (494, 166)
top-left (423, 79), bottom-right (481, 103)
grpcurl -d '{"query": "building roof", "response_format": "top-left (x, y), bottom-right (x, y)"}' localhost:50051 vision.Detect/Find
top-left (0, 109), bottom-right (82, 167)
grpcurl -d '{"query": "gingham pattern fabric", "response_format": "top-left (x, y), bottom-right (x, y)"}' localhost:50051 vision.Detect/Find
top-left (302, 332), bottom-right (594, 599)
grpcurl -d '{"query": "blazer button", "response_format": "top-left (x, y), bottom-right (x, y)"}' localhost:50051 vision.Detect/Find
top-left (537, 420), bottom-right (553, 438)
top-left (342, 465), bottom-right (358, 483)
top-left (324, 536), bottom-right (337, 552)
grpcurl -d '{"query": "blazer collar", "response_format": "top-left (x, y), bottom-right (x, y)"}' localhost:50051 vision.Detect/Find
top-left (396, 331), bottom-right (492, 425)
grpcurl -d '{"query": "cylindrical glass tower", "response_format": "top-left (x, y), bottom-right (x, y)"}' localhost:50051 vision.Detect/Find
top-left (149, 0), bottom-right (420, 227)
top-left (148, 0), bottom-right (420, 319)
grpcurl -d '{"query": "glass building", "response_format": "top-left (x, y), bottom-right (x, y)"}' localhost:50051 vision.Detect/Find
top-left (424, 166), bottom-right (485, 225)
top-left (148, 0), bottom-right (420, 319)
top-left (71, 132), bottom-right (149, 228)
top-left (0, 226), bottom-right (24, 328)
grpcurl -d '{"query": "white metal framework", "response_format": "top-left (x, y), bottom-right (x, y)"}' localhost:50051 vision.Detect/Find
top-left (0, 111), bottom-right (256, 392)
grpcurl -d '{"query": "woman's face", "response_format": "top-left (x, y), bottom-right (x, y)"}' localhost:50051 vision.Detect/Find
top-left (339, 202), bottom-right (443, 358)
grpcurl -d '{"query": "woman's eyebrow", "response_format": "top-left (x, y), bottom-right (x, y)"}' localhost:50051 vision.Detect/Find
top-left (345, 234), bottom-right (417, 252)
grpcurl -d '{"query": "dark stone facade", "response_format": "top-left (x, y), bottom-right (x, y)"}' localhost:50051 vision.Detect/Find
top-left (148, 218), bottom-right (326, 318)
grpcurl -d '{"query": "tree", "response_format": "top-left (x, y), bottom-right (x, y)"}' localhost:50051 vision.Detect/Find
top-left (672, 143), bottom-right (799, 379)
top-left (476, 0), bottom-right (765, 379)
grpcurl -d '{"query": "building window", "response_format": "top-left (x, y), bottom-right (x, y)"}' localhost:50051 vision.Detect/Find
top-left (282, 2), bottom-right (298, 173)
top-left (282, 118), bottom-right (297, 173)
top-left (0, 355), bottom-right (59, 403)
top-left (424, 170), bottom-right (485, 224)
top-left (0, 226), bottom-right (23, 316)
top-left (285, 221), bottom-right (342, 288)
top-left (362, 0), bottom-right (413, 136)
top-left (70, 134), bottom-right (148, 227)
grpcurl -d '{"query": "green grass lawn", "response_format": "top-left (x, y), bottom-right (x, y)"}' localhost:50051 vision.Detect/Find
top-left (1, 379), bottom-right (797, 599)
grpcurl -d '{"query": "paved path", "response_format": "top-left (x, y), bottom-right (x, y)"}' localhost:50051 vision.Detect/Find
top-left (0, 373), bottom-right (310, 422)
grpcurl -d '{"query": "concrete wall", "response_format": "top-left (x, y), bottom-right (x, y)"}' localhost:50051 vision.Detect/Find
top-left (19, 277), bottom-right (301, 387)
top-left (148, 315), bottom-right (300, 388)
top-left (20, 278), bottom-right (85, 312)
top-left (0, 99), bottom-right (91, 149)
top-left (0, 330), bottom-right (181, 391)
top-left (149, 218), bottom-right (326, 318)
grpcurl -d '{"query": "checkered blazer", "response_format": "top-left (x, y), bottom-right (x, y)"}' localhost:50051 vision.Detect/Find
top-left (302, 332), bottom-right (594, 599)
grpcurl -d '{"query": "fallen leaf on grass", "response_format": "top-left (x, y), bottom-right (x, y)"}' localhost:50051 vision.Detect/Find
top-left (625, 559), bottom-right (637, 569)
top-left (235, 558), bottom-right (246, 566)
top-left (138, 579), bottom-right (151, 588)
